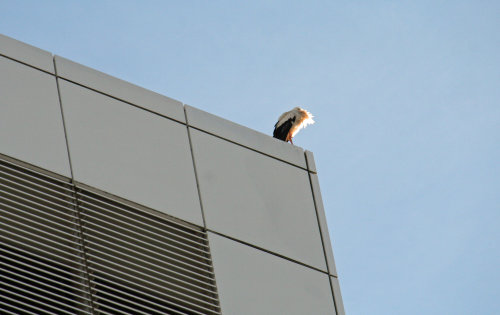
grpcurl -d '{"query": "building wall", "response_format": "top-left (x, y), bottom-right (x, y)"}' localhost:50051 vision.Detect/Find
top-left (0, 33), bottom-right (344, 314)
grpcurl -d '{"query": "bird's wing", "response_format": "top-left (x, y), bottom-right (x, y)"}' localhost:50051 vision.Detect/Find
top-left (275, 111), bottom-right (296, 128)
top-left (273, 116), bottom-right (296, 141)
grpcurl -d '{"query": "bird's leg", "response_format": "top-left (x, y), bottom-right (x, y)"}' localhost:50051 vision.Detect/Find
top-left (286, 131), bottom-right (294, 145)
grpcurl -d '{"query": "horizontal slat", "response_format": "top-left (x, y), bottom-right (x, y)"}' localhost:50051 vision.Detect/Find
top-left (0, 158), bottom-right (71, 188)
top-left (80, 213), bottom-right (212, 270)
top-left (1, 281), bottom-right (85, 315)
top-left (0, 196), bottom-right (76, 224)
top-left (2, 216), bottom-right (84, 253)
top-left (82, 229), bottom-right (216, 285)
top-left (1, 235), bottom-right (86, 271)
top-left (1, 209), bottom-right (81, 242)
top-left (89, 275), bottom-right (220, 315)
top-left (92, 294), bottom-right (156, 315)
top-left (93, 293), bottom-right (204, 315)
top-left (1, 270), bottom-right (92, 308)
top-left (0, 202), bottom-right (79, 234)
top-left (77, 190), bottom-right (205, 237)
top-left (80, 221), bottom-right (212, 274)
top-left (85, 250), bottom-right (219, 306)
top-left (0, 197), bottom-right (77, 223)
top-left (0, 162), bottom-right (73, 189)
top-left (0, 243), bottom-right (87, 282)
top-left (86, 262), bottom-right (220, 314)
top-left (91, 279), bottom-right (212, 315)
top-left (0, 183), bottom-right (75, 214)
top-left (0, 297), bottom-right (88, 315)
top-left (78, 195), bottom-right (206, 244)
top-left (83, 238), bottom-right (212, 278)
top-left (79, 212), bottom-right (210, 267)
top-left (0, 262), bottom-right (91, 299)
top-left (80, 209), bottom-right (211, 265)
top-left (0, 171), bottom-right (74, 205)
top-left (78, 199), bottom-right (209, 250)
top-left (0, 301), bottom-right (41, 315)
top-left (83, 240), bottom-right (217, 300)
top-left (1, 293), bottom-right (80, 315)
top-left (0, 175), bottom-right (71, 205)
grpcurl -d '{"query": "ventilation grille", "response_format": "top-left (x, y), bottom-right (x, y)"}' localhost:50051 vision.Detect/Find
top-left (0, 155), bottom-right (221, 315)
top-left (0, 158), bottom-right (92, 315)
top-left (77, 188), bottom-right (221, 315)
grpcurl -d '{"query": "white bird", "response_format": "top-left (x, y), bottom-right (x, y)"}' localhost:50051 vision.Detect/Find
top-left (273, 107), bottom-right (314, 145)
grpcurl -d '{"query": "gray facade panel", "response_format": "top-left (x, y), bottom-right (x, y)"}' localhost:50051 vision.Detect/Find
top-left (305, 149), bottom-right (317, 173)
top-left (54, 56), bottom-right (185, 122)
top-left (310, 172), bottom-right (338, 276)
top-left (185, 105), bottom-right (307, 169)
top-left (330, 276), bottom-right (345, 315)
top-left (191, 128), bottom-right (326, 271)
top-left (208, 232), bottom-right (336, 315)
top-left (58, 79), bottom-right (203, 225)
top-left (0, 56), bottom-right (70, 176)
top-left (0, 33), bottom-right (54, 73)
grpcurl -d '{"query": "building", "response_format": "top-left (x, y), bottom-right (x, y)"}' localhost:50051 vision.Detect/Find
top-left (0, 33), bottom-right (344, 315)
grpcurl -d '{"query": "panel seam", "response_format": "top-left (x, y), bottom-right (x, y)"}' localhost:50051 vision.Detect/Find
top-left (305, 152), bottom-right (340, 314)
top-left (189, 125), bottom-right (309, 171)
top-left (0, 53), bottom-right (54, 75)
top-left (54, 57), bottom-right (97, 314)
top-left (207, 229), bottom-right (329, 275)
top-left (184, 107), bottom-right (207, 229)
top-left (57, 77), bottom-right (186, 125)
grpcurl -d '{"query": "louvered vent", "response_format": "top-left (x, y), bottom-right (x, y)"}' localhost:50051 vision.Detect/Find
top-left (0, 157), bottom-right (92, 315)
top-left (76, 187), bottom-right (221, 315)
top-left (0, 154), bottom-right (221, 315)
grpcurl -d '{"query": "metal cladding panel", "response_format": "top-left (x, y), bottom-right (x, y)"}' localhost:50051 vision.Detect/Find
top-left (0, 156), bottom-right (93, 315)
top-left (0, 34), bottom-right (54, 73)
top-left (305, 150), bottom-right (317, 173)
top-left (185, 105), bottom-right (307, 169)
top-left (208, 232), bottom-right (336, 315)
top-left (54, 55), bottom-right (185, 122)
top-left (0, 56), bottom-right (71, 177)
top-left (310, 172), bottom-right (338, 276)
top-left (190, 128), bottom-right (327, 271)
top-left (330, 276), bottom-right (346, 315)
top-left (58, 79), bottom-right (203, 226)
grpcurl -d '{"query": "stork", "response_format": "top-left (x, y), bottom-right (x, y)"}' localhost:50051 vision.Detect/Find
top-left (273, 107), bottom-right (314, 145)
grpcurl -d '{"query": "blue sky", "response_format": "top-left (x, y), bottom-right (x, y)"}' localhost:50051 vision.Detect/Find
top-left (2, 1), bottom-right (499, 314)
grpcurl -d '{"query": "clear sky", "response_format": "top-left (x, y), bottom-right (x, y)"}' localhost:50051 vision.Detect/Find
top-left (2, 1), bottom-right (499, 314)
